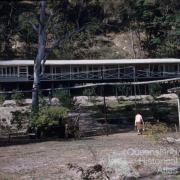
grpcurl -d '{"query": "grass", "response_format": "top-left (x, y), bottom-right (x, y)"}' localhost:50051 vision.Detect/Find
top-left (144, 122), bottom-right (169, 142)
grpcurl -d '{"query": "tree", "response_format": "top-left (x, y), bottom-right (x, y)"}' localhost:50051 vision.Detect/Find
top-left (30, 0), bottom-right (85, 110)
top-left (31, 0), bottom-right (46, 110)
top-left (127, 0), bottom-right (180, 57)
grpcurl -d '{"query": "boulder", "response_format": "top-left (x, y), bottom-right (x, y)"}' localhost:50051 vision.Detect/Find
top-left (2, 100), bottom-right (16, 107)
top-left (166, 137), bottom-right (175, 143)
top-left (51, 97), bottom-right (60, 106)
top-left (24, 99), bottom-right (32, 105)
top-left (175, 138), bottom-right (180, 144)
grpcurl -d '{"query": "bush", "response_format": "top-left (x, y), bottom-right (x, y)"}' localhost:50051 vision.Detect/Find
top-left (144, 122), bottom-right (169, 142)
top-left (54, 89), bottom-right (75, 109)
top-left (10, 106), bottom-right (69, 138)
top-left (11, 91), bottom-right (24, 105)
top-left (38, 90), bottom-right (47, 106)
top-left (148, 84), bottom-right (162, 99)
top-left (11, 109), bottom-right (29, 130)
top-left (0, 93), bottom-right (5, 104)
top-left (116, 85), bottom-right (131, 98)
top-left (29, 106), bottom-right (69, 128)
top-left (83, 87), bottom-right (97, 104)
top-left (67, 163), bottom-right (110, 180)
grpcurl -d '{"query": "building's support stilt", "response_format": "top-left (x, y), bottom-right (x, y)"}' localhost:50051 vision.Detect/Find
top-left (177, 93), bottom-right (180, 131)
top-left (133, 67), bottom-right (137, 110)
top-left (16, 83), bottom-right (20, 90)
top-left (101, 67), bottom-right (108, 136)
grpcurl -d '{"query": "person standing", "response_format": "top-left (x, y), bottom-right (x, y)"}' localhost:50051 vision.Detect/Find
top-left (135, 112), bottom-right (144, 135)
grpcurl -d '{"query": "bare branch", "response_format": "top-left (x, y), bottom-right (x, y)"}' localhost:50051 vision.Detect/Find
top-left (40, 26), bottom-right (85, 76)
top-left (44, 10), bottom-right (57, 30)
top-left (47, 26), bottom-right (84, 55)
top-left (75, 1), bottom-right (83, 29)
top-left (28, 20), bottom-right (38, 32)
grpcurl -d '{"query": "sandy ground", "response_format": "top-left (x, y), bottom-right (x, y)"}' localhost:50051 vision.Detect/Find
top-left (0, 132), bottom-right (180, 180)
top-left (0, 94), bottom-right (179, 179)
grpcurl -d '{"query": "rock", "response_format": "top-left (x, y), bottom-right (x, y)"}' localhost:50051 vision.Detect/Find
top-left (43, 97), bottom-right (51, 105)
top-left (2, 100), bottom-right (16, 107)
top-left (24, 99), bottom-right (32, 105)
top-left (175, 138), bottom-right (180, 144)
top-left (51, 97), bottom-right (60, 106)
top-left (158, 93), bottom-right (177, 100)
top-left (75, 96), bottom-right (89, 106)
top-left (166, 137), bottom-right (175, 143)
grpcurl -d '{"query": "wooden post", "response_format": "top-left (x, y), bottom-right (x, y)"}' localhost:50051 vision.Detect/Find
top-left (101, 67), bottom-right (108, 136)
top-left (177, 93), bottom-right (180, 131)
top-left (133, 67), bottom-right (137, 110)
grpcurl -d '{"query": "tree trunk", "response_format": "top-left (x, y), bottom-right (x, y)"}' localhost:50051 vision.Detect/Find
top-left (32, 0), bottom-right (46, 111)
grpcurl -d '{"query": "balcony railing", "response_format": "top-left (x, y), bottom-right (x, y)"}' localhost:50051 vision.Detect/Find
top-left (0, 69), bottom-right (180, 82)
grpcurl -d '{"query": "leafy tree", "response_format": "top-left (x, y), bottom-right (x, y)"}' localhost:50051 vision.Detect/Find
top-left (24, 0), bottom-right (103, 110)
top-left (0, 1), bottom-right (36, 59)
top-left (128, 0), bottom-right (180, 57)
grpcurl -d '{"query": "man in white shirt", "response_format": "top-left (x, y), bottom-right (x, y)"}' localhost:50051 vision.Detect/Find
top-left (135, 112), bottom-right (144, 135)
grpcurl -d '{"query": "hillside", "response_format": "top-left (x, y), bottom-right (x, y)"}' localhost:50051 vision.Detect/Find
top-left (0, 0), bottom-right (179, 60)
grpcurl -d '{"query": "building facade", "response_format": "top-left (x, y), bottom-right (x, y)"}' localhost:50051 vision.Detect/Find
top-left (0, 59), bottom-right (180, 91)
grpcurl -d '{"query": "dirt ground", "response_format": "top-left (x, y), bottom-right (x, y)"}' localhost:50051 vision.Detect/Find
top-left (0, 94), bottom-right (180, 179)
top-left (0, 132), bottom-right (180, 180)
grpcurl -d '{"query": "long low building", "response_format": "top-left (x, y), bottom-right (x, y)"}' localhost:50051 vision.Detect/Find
top-left (0, 59), bottom-right (180, 84)
top-left (0, 58), bottom-right (180, 91)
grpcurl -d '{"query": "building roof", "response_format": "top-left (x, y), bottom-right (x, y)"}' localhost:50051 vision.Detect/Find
top-left (0, 59), bottom-right (180, 66)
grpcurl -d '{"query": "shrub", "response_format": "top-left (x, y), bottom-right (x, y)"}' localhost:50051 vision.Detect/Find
top-left (54, 89), bottom-right (75, 109)
top-left (11, 91), bottom-right (24, 105)
top-left (38, 90), bottom-right (49, 106)
top-left (144, 122), bottom-right (169, 142)
top-left (148, 84), bottom-right (162, 99)
top-left (116, 85), bottom-right (131, 100)
top-left (11, 109), bottom-right (29, 130)
top-left (83, 87), bottom-right (97, 104)
top-left (0, 93), bottom-right (5, 104)
top-left (11, 106), bottom-right (69, 138)
top-left (29, 106), bottom-right (69, 128)
top-left (67, 163), bottom-right (111, 180)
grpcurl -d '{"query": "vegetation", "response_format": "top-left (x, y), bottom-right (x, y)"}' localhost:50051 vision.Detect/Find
top-left (0, 0), bottom-right (179, 109)
top-left (54, 89), bottom-right (76, 109)
top-left (83, 87), bottom-right (97, 104)
top-left (148, 83), bottom-right (162, 99)
top-left (11, 106), bottom-right (69, 132)
top-left (0, 0), bottom-right (179, 60)
top-left (117, 85), bottom-right (131, 97)
top-left (67, 163), bottom-right (110, 180)
top-left (0, 93), bottom-right (5, 104)
top-left (29, 106), bottom-right (69, 128)
top-left (11, 109), bottom-right (29, 130)
top-left (144, 122), bottom-right (169, 142)
top-left (11, 91), bottom-right (24, 105)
